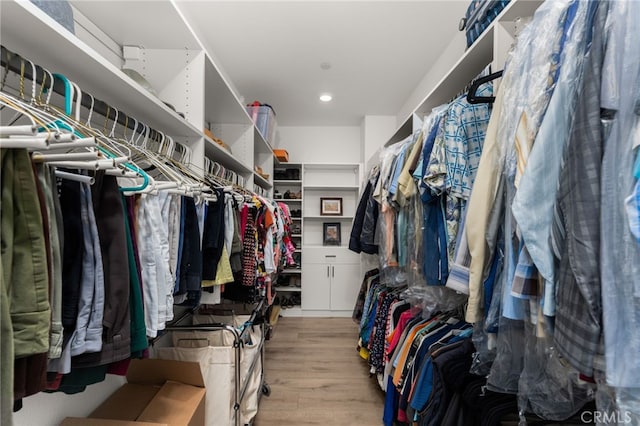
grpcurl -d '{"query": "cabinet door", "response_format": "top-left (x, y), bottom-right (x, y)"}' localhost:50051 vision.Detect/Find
top-left (330, 263), bottom-right (362, 311)
top-left (301, 264), bottom-right (331, 310)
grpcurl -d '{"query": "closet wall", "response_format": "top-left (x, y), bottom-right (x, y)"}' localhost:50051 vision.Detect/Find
top-left (274, 125), bottom-right (362, 164)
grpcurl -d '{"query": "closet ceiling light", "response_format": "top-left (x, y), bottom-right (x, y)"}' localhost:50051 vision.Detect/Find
top-left (319, 94), bottom-right (333, 102)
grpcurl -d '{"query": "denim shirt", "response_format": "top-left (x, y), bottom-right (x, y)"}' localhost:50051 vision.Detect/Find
top-left (511, 0), bottom-right (592, 317)
top-left (600, 0), bottom-right (640, 389)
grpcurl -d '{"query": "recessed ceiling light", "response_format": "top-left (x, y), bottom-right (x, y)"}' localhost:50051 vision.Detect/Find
top-left (320, 62), bottom-right (332, 70)
top-left (319, 94), bottom-right (333, 102)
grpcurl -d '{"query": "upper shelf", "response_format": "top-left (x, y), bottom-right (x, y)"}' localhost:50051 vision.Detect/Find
top-left (254, 127), bottom-right (274, 155)
top-left (0, 0), bottom-right (202, 138)
top-left (204, 57), bottom-right (253, 126)
top-left (500, 0), bottom-right (544, 22)
top-left (303, 163), bottom-right (361, 171)
top-left (70, 1), bottom-right (200, 50)
top-left (204, 135), bottom-right (252, 175)
top-left (253, 172), bottom-right (273, 189)
top-left (304, 185), bottom-right (360, 191)
top-left (73, 0), bottom-right (255, 128)
top-left (413, 24), bottom-right (494, 118)
top-left (274, 180), bottom-right (303, 184)
top-left (387, 0), bottom-right (544, 147)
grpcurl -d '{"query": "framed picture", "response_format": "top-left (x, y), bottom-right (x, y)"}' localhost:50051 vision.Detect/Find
top-left (323, 223), bottom-right (341, 246)
top-left (320, 197), bottom-right (343, 216)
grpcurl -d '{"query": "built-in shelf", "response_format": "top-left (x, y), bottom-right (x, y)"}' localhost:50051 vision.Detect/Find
top-left (291, 234), bottom-right (302, 238)
top-left (274, 198), bottom-right (302, 202)
top-left (292, 218), bottom-right (302, 221)
top-left (280, 269), bottom-right (302, 274)
top-left (204, 135), bottom-right (252, 174)
top-left (304, 216), bottom-right (354, 220)
top-left (304, 245), bottom-right (350, 249)
top-left (253, 172), bottom-right (272, 189)
top-left (303, 163), bottom-right (360, 171)
top-left (274, 180), bottom-right (302, 184)
top-left (253, 127), bottom-right (273, 155)
top-left (0, 0), bottom-right (202, 138)
top-left (294, 249), bottom-right (302, 253)
top-left (274, 159), bottom-right (303, 167)
top-left (384, 0), bottom-right (545, 148)
top-left (500, 0), bottom-right (544, 21)
top-left (273, 287), bottom-right (302, 292)
top-left (304, 185), bottom-right (360, 191)
top-left (279, 306), bottom-right (303, 316)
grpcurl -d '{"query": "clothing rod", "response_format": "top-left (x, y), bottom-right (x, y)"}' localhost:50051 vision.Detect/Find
top-left (0, 45), bottom-right (163, 142)
top-left (0, 124), bottom-right (36, 137)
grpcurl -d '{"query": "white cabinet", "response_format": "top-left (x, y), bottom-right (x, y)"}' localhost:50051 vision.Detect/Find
top-left (329, 263), bottom-right (363, 311)
top-left (301, 248), bottom-right (360, 314)
top-left (301, 263), bottom-right (331, 310)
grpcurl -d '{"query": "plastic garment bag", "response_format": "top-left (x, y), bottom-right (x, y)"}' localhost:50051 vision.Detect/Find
top-left (600, 1), bottom-right (640, 424)
top-left (516, 303), bottom-right (595, 422)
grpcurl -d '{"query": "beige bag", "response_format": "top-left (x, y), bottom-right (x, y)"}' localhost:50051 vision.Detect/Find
top-left (155, 315), bottom-right (262, 426)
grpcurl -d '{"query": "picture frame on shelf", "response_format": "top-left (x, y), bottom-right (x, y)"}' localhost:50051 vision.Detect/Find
top-left (323, 222), bottom-right (341, 246)
top-left (320, 197), bottom-right (342, 216)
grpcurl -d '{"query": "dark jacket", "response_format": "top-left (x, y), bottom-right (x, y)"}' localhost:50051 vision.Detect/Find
top-left (349, 171), bottom-right (379, 254)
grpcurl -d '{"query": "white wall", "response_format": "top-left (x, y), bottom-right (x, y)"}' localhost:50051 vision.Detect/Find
top-left (275, 126), bottom-right (361, 164)
top-left (361, 115), bottom-right (396, 169)
top-left (396, 32), bottom-right (466, 124)
top-left (13, 375), bottom-right (125, 426)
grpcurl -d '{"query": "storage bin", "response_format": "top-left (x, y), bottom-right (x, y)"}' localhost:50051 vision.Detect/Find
top-left (273, 149), bottom-right (289, 163)
top-left (246, 102), bottom-right (277, 144)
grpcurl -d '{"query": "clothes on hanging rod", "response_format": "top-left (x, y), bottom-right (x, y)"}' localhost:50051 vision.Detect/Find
top-left (0, 45), bottom-right (285, 422)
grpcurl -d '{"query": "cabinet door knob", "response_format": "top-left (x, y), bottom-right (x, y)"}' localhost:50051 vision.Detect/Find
top-left (325, 255), bottom-right (336, 258)
top-left (332, 266), bottom-right (335, 277)
top-left (327, 266), bottom-right (330, 277)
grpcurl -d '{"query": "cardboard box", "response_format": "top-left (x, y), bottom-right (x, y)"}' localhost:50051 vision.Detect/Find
top-left (61, 359), bottom-right (206, 426)
top-left (273, 149), bottom-right (289, 162)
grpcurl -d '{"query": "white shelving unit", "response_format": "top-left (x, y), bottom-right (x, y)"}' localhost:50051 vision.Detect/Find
top-left (272, 161), bottom-right (362, 316)
top-left (272, 163), bottom-right (304, 309)
top-left (273, 287), bottom-right (302, 292)
top-left (0, 0), bottom-right (274, 193)
top-left (294, 163), bottom-right (362, 317)
top-left (304, 215), bottom-right (355, 220)
top-left (0, 3), bottom-right (277, 424)
top-left (304, 185), bottom-right (361, 190)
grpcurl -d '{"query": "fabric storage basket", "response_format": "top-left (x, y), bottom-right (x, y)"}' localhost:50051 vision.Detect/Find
top-left (154, 314), bottom-right (262, 426)
top-left (194, 313), bottom-right (263, 422)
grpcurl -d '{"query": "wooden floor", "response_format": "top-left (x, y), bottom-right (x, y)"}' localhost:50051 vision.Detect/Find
top-left (254, 317), bottom-right (386, 426)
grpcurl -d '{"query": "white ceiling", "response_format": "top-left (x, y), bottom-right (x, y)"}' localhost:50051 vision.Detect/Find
top-left (176, 1), bottom-right (468, 126)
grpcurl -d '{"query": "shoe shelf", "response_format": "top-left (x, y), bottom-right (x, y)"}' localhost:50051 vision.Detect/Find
top-left (273, 287), bottom-right (302, 292)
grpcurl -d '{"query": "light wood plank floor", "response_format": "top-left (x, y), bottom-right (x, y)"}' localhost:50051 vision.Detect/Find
top-left (254, 317), bottom-right (386, 426)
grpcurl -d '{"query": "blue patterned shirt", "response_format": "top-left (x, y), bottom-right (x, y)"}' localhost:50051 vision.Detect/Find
top-left (444, 84), bottom-right (493, 200)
